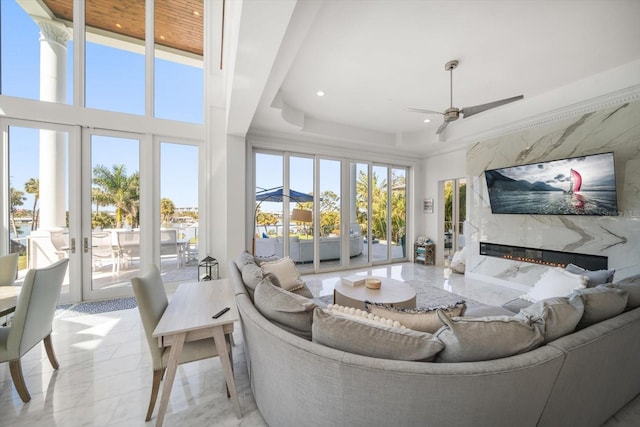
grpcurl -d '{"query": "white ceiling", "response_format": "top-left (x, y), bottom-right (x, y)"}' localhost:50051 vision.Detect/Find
top-left (237, 0), bottom-right (640, 157)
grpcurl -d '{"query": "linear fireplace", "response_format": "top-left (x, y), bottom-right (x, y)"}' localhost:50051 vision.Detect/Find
top-left (479, 242), bottom-right (608, 270)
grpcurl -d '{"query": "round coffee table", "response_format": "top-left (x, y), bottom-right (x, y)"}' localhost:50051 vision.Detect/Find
top-left (333, 277), bottom-right (416, 310)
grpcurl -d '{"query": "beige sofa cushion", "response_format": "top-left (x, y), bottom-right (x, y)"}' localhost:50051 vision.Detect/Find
top-left (260, 257), bottom-right (305, 292)
top-left (312, 308), bottom-right (444, 361)
top-left (569, 285), bottom-right (628, 329)
top-left (434, 310), bottom-right (544, 362)
top-left (365, 301), bottom-right (466, 333)
top-left (605, 275), bottom-right (640, 309)
top-left (515, 297), bottom-right (584, 343)
top-left (254, 278), bottom-right (318, 340)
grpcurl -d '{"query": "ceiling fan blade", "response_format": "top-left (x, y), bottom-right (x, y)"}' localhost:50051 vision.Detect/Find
top-left (404, 107), bottom-right (443, 115)
top-left (461, 95), bottom-right (524, 118)
top-left (436, 121), bottom-right (449, 135)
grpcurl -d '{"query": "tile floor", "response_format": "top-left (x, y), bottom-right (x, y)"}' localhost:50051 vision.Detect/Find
top-left (1, 263), bottom-right (638, 426)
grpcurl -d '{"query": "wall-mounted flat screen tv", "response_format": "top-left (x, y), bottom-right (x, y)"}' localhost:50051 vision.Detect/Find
top-left (484, 152), bottom-right (618, 215)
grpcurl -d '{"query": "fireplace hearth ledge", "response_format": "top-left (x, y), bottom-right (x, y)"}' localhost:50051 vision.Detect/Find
top-left (466, 271), bottom-right (531, 292)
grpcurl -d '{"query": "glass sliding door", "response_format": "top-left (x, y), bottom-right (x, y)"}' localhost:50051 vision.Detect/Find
top-left (289, 155), bottom-right (314, 270)
top-left (85, 132), bottom-right (141, 299)
top-left (371, 165), bottom-right (389, 263)
top-left (318, 159), bottom-right (341, 269)
top-left (3, 121), bottom-right (77, 304)
top-left (349, 162), bottom-right (369, 267)
top-left (254, 152), bottom-right (283, 257)
top-left (391, 168), bottom-right (407, 261)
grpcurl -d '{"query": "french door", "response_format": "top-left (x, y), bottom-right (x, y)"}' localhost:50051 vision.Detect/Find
top-left (82, 129), bottom-right (145, 300)
top-left (2, 119), bottom-right (79, 304)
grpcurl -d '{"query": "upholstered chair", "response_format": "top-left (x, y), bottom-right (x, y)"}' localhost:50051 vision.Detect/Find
top-left (132, 264), bottom-right (232, 421)
top-left (0, 253), bottom-right (19, 286)
top-left (0, 258), bottom-right (69, 402)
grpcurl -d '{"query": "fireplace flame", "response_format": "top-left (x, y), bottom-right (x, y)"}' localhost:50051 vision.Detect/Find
top-left (503, 255), bottom-right (566, 267)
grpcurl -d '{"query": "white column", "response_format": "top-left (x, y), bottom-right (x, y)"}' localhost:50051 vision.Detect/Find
top-left (36, 20), bottom-right (70, 229)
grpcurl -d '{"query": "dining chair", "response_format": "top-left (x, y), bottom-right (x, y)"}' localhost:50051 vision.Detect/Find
top-left (131, 264), bottom-right (232, 421)
top-left (0, 258), bottom-right (69, 402)
top-left (0, 253), bottom-right (19, 286)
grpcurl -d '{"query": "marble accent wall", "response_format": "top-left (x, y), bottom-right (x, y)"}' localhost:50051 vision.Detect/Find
top-left (466, 100), bottom-right (640, 288)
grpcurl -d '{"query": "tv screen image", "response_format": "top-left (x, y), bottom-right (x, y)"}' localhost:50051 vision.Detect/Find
top-left (484, 152), bottom-right (618, 215)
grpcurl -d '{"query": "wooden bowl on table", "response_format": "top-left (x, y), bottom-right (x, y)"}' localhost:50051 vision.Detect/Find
top-left (365, 278), bottom-right (382, 289)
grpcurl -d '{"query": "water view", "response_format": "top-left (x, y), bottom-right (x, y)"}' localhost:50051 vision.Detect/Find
top-left (489, 191), bottom-right (618, 215)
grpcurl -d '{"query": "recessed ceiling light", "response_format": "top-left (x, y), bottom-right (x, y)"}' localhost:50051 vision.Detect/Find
top-left (423, 118), bottom-right (431, 123)
top-left (316, 91), bottom-right (325, 97)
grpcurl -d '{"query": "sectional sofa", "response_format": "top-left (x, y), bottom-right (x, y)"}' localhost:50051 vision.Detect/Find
top-left (229, 254), bottom-right (640, 427)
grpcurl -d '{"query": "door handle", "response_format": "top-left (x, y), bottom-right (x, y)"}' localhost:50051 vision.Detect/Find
top-left (84, 237), bottom-right (89, 253)
top-left (70, 237), bottom-right (76, 254)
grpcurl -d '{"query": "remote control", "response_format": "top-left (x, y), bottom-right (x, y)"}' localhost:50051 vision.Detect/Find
top-left (212, 307), bottom-right (230, 319)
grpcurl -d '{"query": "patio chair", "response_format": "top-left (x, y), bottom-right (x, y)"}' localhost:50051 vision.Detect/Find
top-left (91, 231), bottom-right (118, 273)
top-left (0, 258), bottom-right (69, 402)
top-left (49, 230), bottom-right (70, 259)
top-left (160, 229), bottom-right (181, 268)
top-left (117, 230), bottom-right (141, 270)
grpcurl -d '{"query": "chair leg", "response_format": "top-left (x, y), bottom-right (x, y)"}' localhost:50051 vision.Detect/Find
top-left (9, 359), bottom-right (31, 402)
top-left (44, 334), bottom-right (59, 369)
top-left (146, 368), bottom-right (165, 421)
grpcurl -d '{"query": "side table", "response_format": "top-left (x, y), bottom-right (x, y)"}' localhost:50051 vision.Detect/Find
top-left (414, 243), bottom-right (435, 265)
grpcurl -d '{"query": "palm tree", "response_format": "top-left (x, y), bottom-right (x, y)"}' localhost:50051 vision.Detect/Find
top-left (161, 198), bottom-right (176, 225)
top-left (24, 178), bottom-right (39, 230)
top-left (93, 164), bottom-right (137, 228)
top-left (10, 185), bottom-right (26, 238)
top-left (92, 187), bottom-right (112, 215)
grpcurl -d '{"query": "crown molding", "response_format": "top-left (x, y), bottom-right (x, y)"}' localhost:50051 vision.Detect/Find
top-left (463, 84), bottom-right (640, 144)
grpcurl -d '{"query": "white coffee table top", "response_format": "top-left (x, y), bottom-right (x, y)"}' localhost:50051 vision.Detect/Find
top-left (333, 276), bottom-right (416, 310)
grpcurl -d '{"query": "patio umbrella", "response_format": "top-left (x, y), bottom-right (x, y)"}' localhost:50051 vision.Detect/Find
top-left (255, 187), bottom-right (314, 203)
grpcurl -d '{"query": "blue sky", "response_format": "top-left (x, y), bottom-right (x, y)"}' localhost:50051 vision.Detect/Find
top-left (2, 1), bottom-right (201, 210)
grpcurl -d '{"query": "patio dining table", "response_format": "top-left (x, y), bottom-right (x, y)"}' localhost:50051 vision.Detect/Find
top-left (0, 286), bottom-right (21, 317)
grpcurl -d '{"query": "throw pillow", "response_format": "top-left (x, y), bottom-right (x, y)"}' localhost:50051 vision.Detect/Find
top-left (565, 263), bottom-right (615, 288)
top-left (312, 308), bottom-right (443, 361)
top-left (260, 256), bottom-right (305, 292)
top-left (234, 250), bottom-right (256, 270)
top-left (365, 301), bottom-right (466, 333)
top-left (515, 297), bottom-right (584, 343)
top-left (241, 262), bottom-right (264, 298)
top-left (326, 304), bottom-right (407, 329)
top-left (605, 275), bottom-right (640, 309)
top-left (520, 267), bottom-right (587, 303)
top-left (569, 285), bottom-right (628, 329)
top-left (434, 310), bottom-right (544, 362)
top-left (254, 278), bottom-right (318, 340)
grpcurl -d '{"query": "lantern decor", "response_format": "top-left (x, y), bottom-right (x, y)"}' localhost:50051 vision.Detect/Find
top-left (198, 256), bottom-right (219, 281)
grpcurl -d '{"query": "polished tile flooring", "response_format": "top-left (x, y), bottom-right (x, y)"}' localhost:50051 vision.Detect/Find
top-left (1, 263), bottom-right (638, 426)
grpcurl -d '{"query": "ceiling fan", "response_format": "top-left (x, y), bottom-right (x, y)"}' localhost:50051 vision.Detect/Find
top-left (406, 60), bottom-right (524, 135)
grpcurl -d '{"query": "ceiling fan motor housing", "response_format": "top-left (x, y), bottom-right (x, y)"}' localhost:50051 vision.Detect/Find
top-left (443, 107), bottom-right (460, 122)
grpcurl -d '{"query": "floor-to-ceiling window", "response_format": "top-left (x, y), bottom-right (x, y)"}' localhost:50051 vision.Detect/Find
top-left (0, 0), bottom-right (206, 302)
top-left (254, 150), bottom-right (409, 272)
